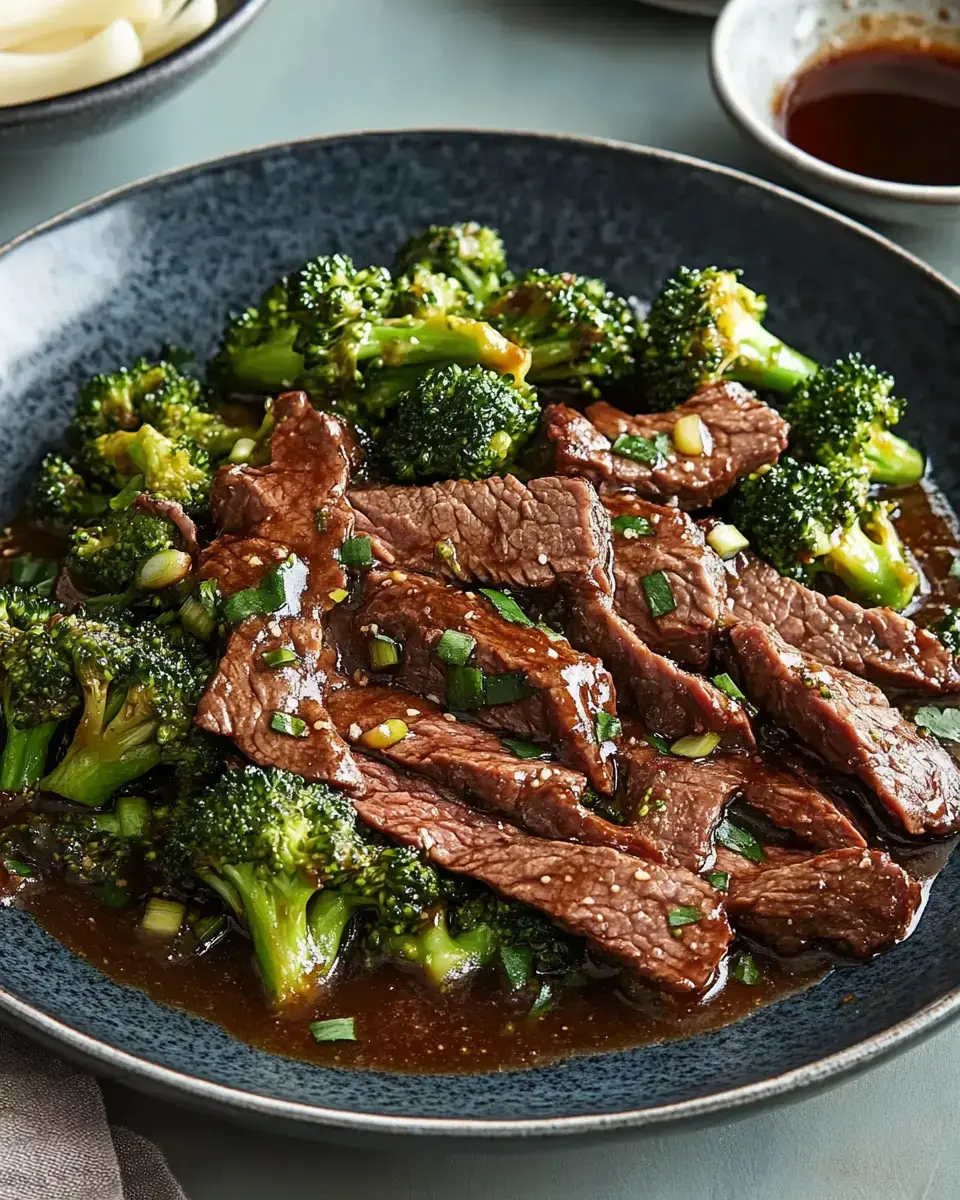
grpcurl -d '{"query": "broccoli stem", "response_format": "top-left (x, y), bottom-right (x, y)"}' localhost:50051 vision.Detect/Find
top-left (221, 863), bottom-right (320, 1004)
top-left (388, 910), bottom-right (497, 989)
top-left (865, 429), bottom-right (926, 487)
top-left (308, 889), bottom-right (362, 975)
top-left (724, 322), bottom-right (818, 394)
top-left (822, 514), bottom-right (919, 610)
top-left (0, 720), bottom-right (59, 791)
top-left (356, 316), bottom-right (531, 381)
top-left (229, 329), bottom-right (303, 392)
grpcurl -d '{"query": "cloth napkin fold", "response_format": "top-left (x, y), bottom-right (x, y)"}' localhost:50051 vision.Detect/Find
top-left (0, 1028), bottom-right (185, 1200)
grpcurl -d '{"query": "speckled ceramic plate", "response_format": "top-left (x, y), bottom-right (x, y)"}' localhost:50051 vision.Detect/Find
top-left (636, 0), bottom-right (723, 16)
top-left (2, 131), bottom-right (960, 1143)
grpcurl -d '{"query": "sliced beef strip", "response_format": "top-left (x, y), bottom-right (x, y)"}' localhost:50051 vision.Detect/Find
top-left (565, 592), bottom-right (755, 748)
top-left (727, 553), bottom-right (960, 695)
top-left (726, 620), bottom-right (960, 836)
top-left (196, 394), bottom-right (361, 788)
top-left (723, 846), bottom-right (922, 957)
top-left (326, 684), bottom-right (652, 856)
top-left (350, 569), bottom-right (617, 793)
top-left (616, 741), bottom-right (744, 872)
top-left (348, 474), bottom-right (614, 595)
top-left (601, 492), bottom-right (726, 669)
top-left (355, 757), bottom-right (732, 992)
top-left (738, 760), bottom-right (867, 851)
top-left (543, 383), bottom-right (789, 510)
top-left (194, 615), bottom-right (363, 793)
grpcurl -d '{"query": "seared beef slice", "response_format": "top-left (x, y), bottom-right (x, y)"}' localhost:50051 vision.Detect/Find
top-left (727, 621), bottom-right (960, 836)
top-left (327, 685), bottom-right (651, 855)
top-left (728, 553), bottom-right (960, 695)
top-left (355, 758), bottom-right (732, 992)
top-left (196, 393), bottom-right (361, 790)
top-left (544, 383), bottom-right (788, 509)
top-left (723, 847), bottom-right (921, 956)
top-left (352, 570), bottom-right (617, 791)
top-left (602, 492), bottom-right (726, 668)
top-left (348, 474), bottom-right (614, 594)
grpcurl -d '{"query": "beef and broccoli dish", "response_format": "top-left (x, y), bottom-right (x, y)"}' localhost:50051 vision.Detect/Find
top-left (4, 223), bottom-right (960, 1073)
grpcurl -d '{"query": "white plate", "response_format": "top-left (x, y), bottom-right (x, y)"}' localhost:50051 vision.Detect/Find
top-left (637, 0), bottom-right (724, 14)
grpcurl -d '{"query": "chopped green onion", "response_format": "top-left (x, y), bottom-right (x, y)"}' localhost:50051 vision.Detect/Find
top-left (612, 432), bottom-right (671, 466)
top-left (140, 897), bottom-right (185, 937)
top-left (712, 673), bottom-right (746, 702)
top-left (192, 914), bottom-right (227, 949)
top-left (228, 436), bottom-right (257, 464)
top-left (667, 906), bottom-right (703, 929)
top-left (536, 621), bottom-right (565, 642)
top-left (179, 595), bottom-right (216, 640)
top-left (262, 647), bottom-right (299, 668)
top-left (484, 671), bottom-right (532, 706)
top-left (706, 522), bottom-right (749, 561)
top-left (116, 795), bottom-right (150, 840)
top-left (704, 870), bottom-right (730, 891)
top-left (528, 980), bottom-right (554, 1019)
top-left (338, 536), bottom-right (374, 569)
top-left (109, 474), bottom-right (145, 511)
top-left (93, 811), bottom-right (122, 835)
top-left (310, 1017), bottom-right (357, 1043)
top-left (610, 514), bottom-right (654, 538)
top-left (670, 732), bottom-right (721, 759)
top-left (445, 665), bottom-right (486, 711)
top-left (501, 737), bottom-right (550, 760)
top-left (646, 731), bottom-right (672, 755)
top-left (196, 578), bottom-right (220, 615)
top-left (641, 570), bottom-right (677, 619)
top-left (3, 858), bottom-right (33, 878)
top-left (436, 629), bottom-right (476, 666)
top-left (435, 538), bottom-right (464, 578)
top-left (9, 556), bottom-right (58, 587)
top-left (315, 507), bottom-right (329, 532)
top-left (716, 819), bottom-right (764, 864)
top-left (222, 554), bottom-right (303, 625)
top-left (732, 952), bottom-right (761, 985)
top-left (479, 588), bottom-right (534, 627)
top-left (369, 634), bottom-right (402, 671)
top-left (270, 711), bottom-right (308, 738)
top-left (95, 882), bottom-right (131, 909)
top-left (136, 548), bottom-right (192, 591)
top-left (595, 711), bottom-right (622, 743)
top-left (500, 944), bottom-right (534, 992)
top-left (359, 719), bottom-right (409, 750)
top-left (328, 588), bottom-right (349, 604)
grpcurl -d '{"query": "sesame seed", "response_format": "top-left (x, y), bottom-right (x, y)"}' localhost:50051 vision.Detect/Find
top-left (540, 768), bottom-right (552, 779)
top-left (267, 622), bottom-right (282, 637)
top-left (564, 875), bottom-right (573, 882)
top-left (391, 571), bottom-right (407, 582)
top-left (464, 611), bottom-right (477, 620)
top-left (529, 778), bottom-right (541, 788)
top-left (546, 648), bottom-right (559, 658)
top-left (312, 720), bottom-right (327, 731)
top-left (348, 723), bottom-right (362, 740)
top-left (583, 896), bottom-right (595, 906)
top-left (611, 883), bottom-right (620, 893)
top-left (442, 712), bottom-right (457, 723)
top-left (633, 867), bottom-right (650, 881)
top-left (537, 553), bottom-right (548, 565)
top-left (248, 554), bottom-right (263, 567)
top-left (406, 708), bottom-right (420, 717)
top-left (426, 694), bottom-right (441, 705)
top-left (540, 875), bottom-right (552, 884)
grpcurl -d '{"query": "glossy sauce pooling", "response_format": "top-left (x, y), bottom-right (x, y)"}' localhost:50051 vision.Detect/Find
top-left (778, 39), bottom-right (960, 185)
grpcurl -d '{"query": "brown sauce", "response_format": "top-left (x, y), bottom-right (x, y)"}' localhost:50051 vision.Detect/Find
top-left (778, 39), bottom-right (960, 185)
top-left (3, 476), bottom-right (960, 1074)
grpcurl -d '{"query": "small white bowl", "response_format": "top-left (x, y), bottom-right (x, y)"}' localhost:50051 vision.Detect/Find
top-left (710, 0), bottom-right (960, 225)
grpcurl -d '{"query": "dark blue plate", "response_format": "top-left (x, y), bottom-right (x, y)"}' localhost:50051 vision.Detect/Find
top-left (2, 131), bottom-right (959, 1142)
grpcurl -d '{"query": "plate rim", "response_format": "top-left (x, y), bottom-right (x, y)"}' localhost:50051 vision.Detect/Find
top-left (4, 126), bottom-right (960, 1139)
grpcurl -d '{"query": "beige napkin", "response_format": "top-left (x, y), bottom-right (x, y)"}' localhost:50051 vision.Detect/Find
top-left (0, 1028), bottom-right (185, 1200)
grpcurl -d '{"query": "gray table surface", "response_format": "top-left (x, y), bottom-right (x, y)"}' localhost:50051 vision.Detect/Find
top-left (6, 1), bottom-right (960, 1196)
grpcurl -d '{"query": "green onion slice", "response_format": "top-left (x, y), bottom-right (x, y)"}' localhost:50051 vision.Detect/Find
top-left (528, 980), bottom-right (554, 1019)
top-left (445, 665), bottom-right (486, 711)
top-left (484, 671), bottom-right (532, 706)
top-left (222, 554), bottom-right (304, 625)
top-left (140, 897), bottom-right (185, 936)
top-left (610, 514), bottom-right (654, 538)
top-left (641, 570), bottom-right (677, 619)
top-left (116, 795), bottom-right (150, 839)
top-left (262, 647), bottom-right (299, 668)
top-left (704, 870), bottom-right (730, 891)
top-left (479, 588), bottom-right (534, 627)
top-left (436, 629), bottom-right (476, 666)
top-left (3, 858), bottom-right (33, 878)
top-left (270, 711), bottom-right (308, 738)
top-left (501, 737), bottom-right (550, 760)
top-left (732, 952), bottom-right (761, 985)
top-left (368, 634), bottom-right (401, 671)
top-left (109, 474), bottom-right (145, 511)
top-left (337, 536), bottom-right (374, 569)
top-left (310, 1017), bottom-right (357, 1043)
top-left (612, 432), bottom-right (671, 467)
top-left (711, 672), bottom-right (746, 702)
top-left (670, 732), bottom-right (721, 759)
top-left (595, 711), bottom-right (622, 743)
top-left (500, 944), bottom-right (534, 992)
top-left (715, 819), bottom-right (764, 864)
top-left (645, 731), bottom-right (672, 755)
top-left (667, 906), bottom-right (703, 929)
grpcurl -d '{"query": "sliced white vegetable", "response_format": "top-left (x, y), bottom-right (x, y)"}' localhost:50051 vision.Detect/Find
top-left (139, 0), bottom-right (215, 59)
top-left (672, 413), bottom-right (713, 457)
top-left (0, 19), bottom-right (142, 105)
top-left (9, 29), bottom-right (89, 53)
top-left (0, 0), bottom-right (160, 50)
top-left (706, 522), bottom-right (750, 561)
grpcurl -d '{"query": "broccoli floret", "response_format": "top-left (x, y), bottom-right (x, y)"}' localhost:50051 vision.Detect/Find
top-left (165, 765), bottom-right (373, 1004)
top-left (382, 364), bottom-right (540, 483)
top-left (781, 353), bottom-right (925, 487)
top-left (67, 510), bottom-right (181, 595)
top-left (934, 607), bottom-right (960, 656)
top-left (28, 454), bottom-right (109, 527)
top-left (729, 457), bottom-right (919, 610)
top-left (85, 425), bottom-right (211, 514)
top-left (485, 270), bottom-right (640, 390)
top-left (39, 617), bottom-right (210, 807)
top-left (209, 280), bottom-right (304, 396)
top-left (289, 254), bottom-right (394, 357)
top-left (0, 589), bottom-right (78, 791)
top-left (391, 267), bottom-right (469, 319)
top-left (392, 222), bottom-right (510, 306)
top-left (642, 266), bottom-right (818, 410)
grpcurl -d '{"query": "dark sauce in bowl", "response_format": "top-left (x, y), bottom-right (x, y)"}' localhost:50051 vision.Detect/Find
top-left (778, 39), bottom-right (960, 185)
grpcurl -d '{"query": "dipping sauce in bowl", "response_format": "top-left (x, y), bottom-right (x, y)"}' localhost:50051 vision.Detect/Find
top-left (778, 38), bottom-right (960, 185)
